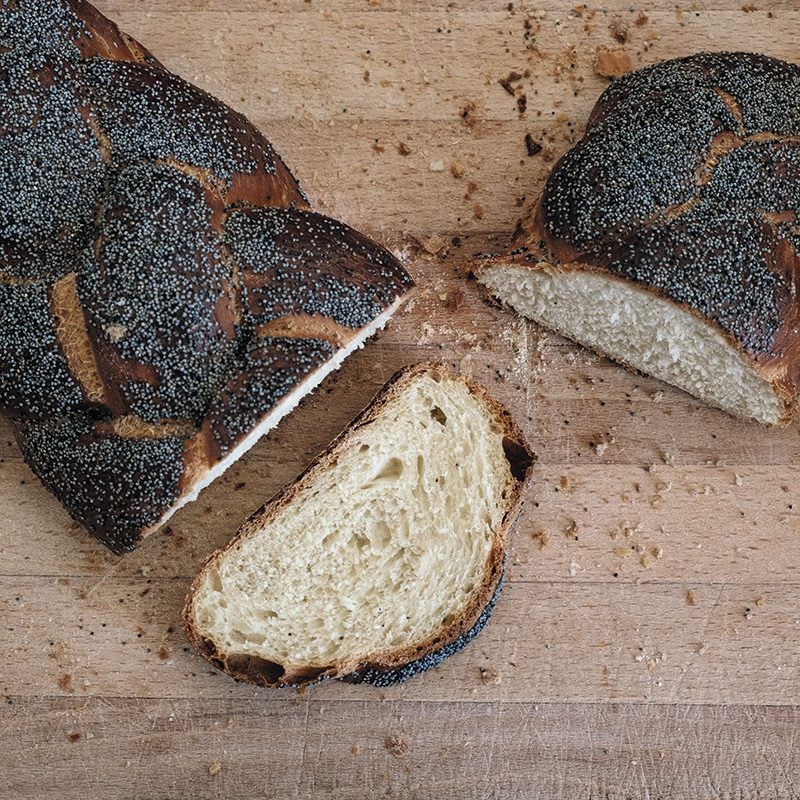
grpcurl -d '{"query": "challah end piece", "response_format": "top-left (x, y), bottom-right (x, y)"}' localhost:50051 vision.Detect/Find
top-left (479, 52), bottom-right (800, 425)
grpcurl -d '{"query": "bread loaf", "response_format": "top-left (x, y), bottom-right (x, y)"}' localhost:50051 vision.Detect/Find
top-left (478, 52), bottom-right (800, 424)
top-left (183, 364), bottom-right (533, 688)
top-left (0, 0), bottom-right (413, 551)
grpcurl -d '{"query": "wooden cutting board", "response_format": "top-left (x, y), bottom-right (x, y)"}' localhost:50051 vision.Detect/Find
top-left (4, 2), bottom-right (800, 798)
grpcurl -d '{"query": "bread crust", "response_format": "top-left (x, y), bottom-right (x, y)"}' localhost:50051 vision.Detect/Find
top-left (182, 363), bottom-right (534, 688)
top-left (0, 0), bottom-right (413, 551)
top-left (479, 52), bottom-right (800, 424)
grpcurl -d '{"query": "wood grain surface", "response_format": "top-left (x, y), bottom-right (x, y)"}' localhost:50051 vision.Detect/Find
top-left (3, 2), bottom-right (800, 798)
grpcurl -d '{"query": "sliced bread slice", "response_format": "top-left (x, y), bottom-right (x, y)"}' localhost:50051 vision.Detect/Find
top-left (183, 364), bottom-right (533, 688)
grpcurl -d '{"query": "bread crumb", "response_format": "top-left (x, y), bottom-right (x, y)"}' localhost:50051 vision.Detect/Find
top-left (67, 732), bottom-right (81, 743)
top-left (351, 745), bottom-right (360, 755)
top-left (614, 546), bottom-right (631, 558)
top-left (564, 518), bottom-right (578, 539)
top-left (57, 673), bottom-right (72, 691)
top-left (396, 142), bottom-right (411, 156)
top-left (479, 667), bottom-right (502, 685)
top-left (473, 204), bottom-right (484, 220)
top-left (524, 133), bottom-right (543, 156)
top-left (421, 234), bottom-right (447, 255)
top-left (568, 559), bottom-right (580, 577)
top-left (460, 101), bottom-right (477, 128)
top-left (384, 736), bottom-right (408, 757)
top-left (208, 762), bottom-right (222, 776)
top-left (594, 46), bottom-right (632, 78)
top-left (755, 596), bottom-right (767, 607)
top-left (429, 159), bottom-right (445, 172)
top-left (734, 474), bottom-right (743, 486)
top-left (686, 590), bottom-right (696, 605)
top-left (532, 530), bottom-right (550, 549)
top-left (609, 16), bottom-right (628, 43)
top-left (450, 160), bottom-right (465, 178)
top-left (442, 288), bottom-right (464, 311)
top-left (499, 70), bottom-right (523, 95)
top-left (560, 475), bottom-right (570, 490)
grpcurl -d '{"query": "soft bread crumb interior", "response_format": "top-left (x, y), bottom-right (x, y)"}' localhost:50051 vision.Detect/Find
top-left (190, 371), bottom-right (513, 668)
top-left (480, 266), bottom-right (782, 424)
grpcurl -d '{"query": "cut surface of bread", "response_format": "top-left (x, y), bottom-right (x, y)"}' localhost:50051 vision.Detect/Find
top-left (0, 0), bottom-right (413, 551)
top-left (183, 364), bottom-right (533, 688)
top-left (478, 52), bottom-right (800, 425)
top-left (481, 266), bottom-right (783, 424)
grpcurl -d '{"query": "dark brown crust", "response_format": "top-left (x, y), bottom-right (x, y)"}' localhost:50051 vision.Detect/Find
top-left (182, 364), bottom-right (534, 688)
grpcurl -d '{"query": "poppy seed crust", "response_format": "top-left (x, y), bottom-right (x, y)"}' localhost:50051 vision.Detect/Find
top-left (0, 0), bottom-right (413, 550)
top-left (540, 52), bottom-right (800, 357)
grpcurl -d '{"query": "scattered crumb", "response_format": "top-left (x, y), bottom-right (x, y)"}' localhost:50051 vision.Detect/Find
top-left (57, 673), bottom-right (72, 691)
top-left (371, 142), bottom-right (384, 153)
top-left (67, 732), bottom-right (81, 743)
top-left (479, 667), bottom-right (502, 685)
top-left (686, 590), bottom-right (696, 605)
top-left (639, 555), bottom-right (653, 569)
top-left (351, 745), bottom-right (360, 755)
top-left (396, 141), bottom-right (411, 156)
top-left (157, 645), bottom-right (170, 661)
top-left (442, 287), bottom-right (464, 310)
top-left (560, 475), bottom-right (570, 490)
top-left (614, 546), bottom-right (631, 558)
top-left (635, 12), bottom-right (649, 26)
top-left (532, 530), bottom-right (550, 550)
top-left (450, 160), bottom-right (465, 178)
top-left (421, 233), bottom-right (448, 255)
top-left (744, 608), bottom-right (753, 621)
top-left (568, 559), bottom-right (580, 577)
top-left (499, 70), bottom-right (523, 95)
top-left (473, 203), bottom-right (484, 220)
top-left (524, 133), bottom-right (542, 156)
top-left (208, 762), bottom-right (222, 776)
top-left (652, 546), bottom-right (664, 560)
top-left (564, 518), bottom-right (578, 539)
top-left (594, 46), bottom-right (632, 78)
top-left (734, 474), bottom-right (743, 486)
top-left (609, 16), bottom-right (629, 43)
top-left (755, 596), bottom-right (767, 607)
top-left (517, 94), bottom-right (527, 114)
top-left (460, 100), bottom-right (477, 128)
top-left (384, 736), bottom-right (408, 757)
top-left (429, 159), bottom-right (445, 172)
top-left (594, 441), bottom-right (609, 457)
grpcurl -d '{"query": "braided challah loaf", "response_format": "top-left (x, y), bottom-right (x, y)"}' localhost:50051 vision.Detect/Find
top-left (0, 0), bottom-right (413, 551)
top-left (479, 52), bottom-right (800, 425)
